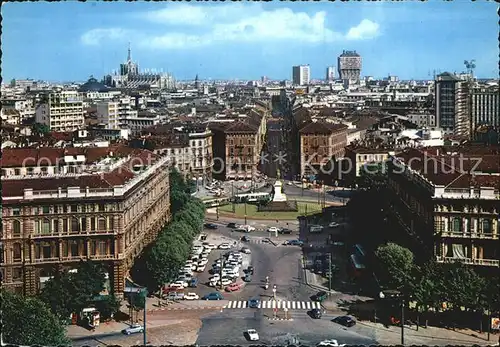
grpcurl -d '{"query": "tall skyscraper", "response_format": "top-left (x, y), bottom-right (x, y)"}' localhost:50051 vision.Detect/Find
top-left (470, 85), bottom-right (499, 134)
top-left (435, 72), bottom-right (471, 137)
top-left (337, 50), bottom-right (362, 82)
top-left (326, 66), bottom-right (335, 82)
top-left (292, 65), bottom-right (311, 86)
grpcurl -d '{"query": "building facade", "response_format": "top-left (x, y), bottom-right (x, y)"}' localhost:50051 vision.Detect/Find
top-left (326, 66), bottom-right (336, 82)
top-left (96, 101), bottom-right (120, 129)
top-left (386, 147), bottom-right (499, 271)
top-left (337, 50), bottom-right (362, 82)
top-left (1, 150), bottom-right (171, 296)
top-left (35, 91), bottom-right (85, 132)
top-left (292, 65), bottom-right (311, 86)
top-left (435, 72), bottom-right (470, 137)
top-left (299, 122), bottom-right (348, 181)
top-left (470, 85), bottom-right (499, 134)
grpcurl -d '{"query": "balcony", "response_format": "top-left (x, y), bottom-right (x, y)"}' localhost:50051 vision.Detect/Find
top-left (31, 254), bottom-right (117, 264)
top-left (436, 256), bottom-right (499, 267)
top-left (32, 230), bottom-right (116, 239)
top-left (440, 231), bottom-right (497, 240)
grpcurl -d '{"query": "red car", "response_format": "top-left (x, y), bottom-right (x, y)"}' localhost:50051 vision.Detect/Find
top-left (225, 283), bottom-right (242, 292)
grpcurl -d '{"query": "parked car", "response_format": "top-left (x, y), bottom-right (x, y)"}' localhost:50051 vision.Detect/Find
top-left (246, 266), bottom-right (254, 275)
top-left (166, 291), bottom-right (185, 301)
top-left (203, 292), bottom-right (224, 300)
top-left (241, 236), bottom-right (250, 242)
top-left (122, 324), bottom-right (144, 335)
top-left (241, 247), bottom-right (251, 254)
top-left (227, 222), bottom-right (237, 228)
top-left (317, 339), bottom-right (345, 347)
top-left (328, 222), bottom-right (340, 228)
top-left (184, 292), bottom-right (199, 300)
top-left (204, 223), bottom-right (218, 229)
top-left (218, 278), bottom-right (232, 286)
top-left (218, 243), bottom-right (231, 250)
top-left (189, 278), bottom-right (199, 288)
top-left (310, 225), bottom-right (323, 233)
top-left (279, 228), bottom-right (293, 234)
top-left (248, 298), bottom-right (260, 308)
top-left (313, 291), bottom-right (328, 302)
top-left (225, 283), bottom-right (242, 292)
top-left (310, 308), bottom-right (322, 319)
top-left (246, 329), bottom-right (259, 341)
top-left (288, 240), bottom-right (304, 246)
top-left (243, 274), bottom-right (252, 282)
top-left (267, 227), bottom-right (280, 233)
top-left (332, 315), bottom-right (356, 327)
top-left (168, 282), bottom-right (185, 289)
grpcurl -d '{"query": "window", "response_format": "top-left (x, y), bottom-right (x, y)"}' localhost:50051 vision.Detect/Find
top-left (13, 243), bottom-right (22, 261)
top-left (97, 241), bottom-right (107, 255)
top-left (482, 219), bottom-right (492, 234)
top-left (42, 206), bottom-right (50, 214)
top-left (42, 219), bottom-right (51, 234)
top-left (12, 208), bottom-right (20, 216)
top-left (71, 205), bottom-right (77, 213)
top-left (52, 220), bottom-right (59, 233)
top-left (12, 220), bottom-right (21, 236)
top-left (453, 217), bottom-right (462, 232)
top-left (71, 217), bottom-right (80, 232)
top-left (62, 241), bottom-right (69, 257)
top-left (70, 241), bottom-right (79, 256)
top-left (42, 243), bottom-right (51, 259)
top-left (91, 218), bottom-right (96, 231)
top-left (98, 218), bottom-right (107, 231)
top-left (98, 204), bottom-right (105, 212)
top-left (12, 268), bottom-right (22, 281)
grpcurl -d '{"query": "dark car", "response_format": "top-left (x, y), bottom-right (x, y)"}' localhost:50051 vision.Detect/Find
top-left (313, 291), bottom-right (328, 302)
top-left (227, 222), bottom-right (237, 228)
top-left (310, 308), bottom-right (322, 319)
top-left (204, 223), bottom-right (218, 229)
top-left (241, 235), bottom-right (250, 242)
top-left (246, 266), bottom-right (254, 275)
top-left (244, 274), bottom-right (252, 282)
top-left (279, 228), bottom-right (293, 234)
top-left (332, 315), bottom-right (356, 327)
top-left (202, 292), bottom-right (224, 300)
top-left (248, 298), bottom-right (260, 308)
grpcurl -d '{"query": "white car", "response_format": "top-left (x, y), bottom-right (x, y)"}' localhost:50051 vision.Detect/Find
top-left (317, 340), bottom-right (345, 347)
top-left (184, 292), bottom-right (200, 300)
top-left (218, 278), bottom-right (232, 286)
top-left (196, 265), bottom-right (206, 272)
top-left (198, 258), bottom-right (208, 266)
top-left (268, 227), bottom-right (280, 233)
top-left (218, 243), bottom-right (231, 250)
top-left (241, 247), bottom-right (251, 254)
top-left (209, 274), bottom-right (220, 282)
top-left (247, 329), bottom-right (259, 341)
top-left (169, 282), bottom-right (185, 289)
top-left (242, 225), bottom-right (256, 232)
top-left (206, 243), bottom-right (217, 250)
top-left (328, 222), bottom-right (340, 228)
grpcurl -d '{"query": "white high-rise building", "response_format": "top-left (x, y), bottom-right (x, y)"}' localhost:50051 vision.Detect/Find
top-left (326, 66), bottom-right (335, 82)
top-left (292, 65), bottom-right (310, 86)
top-left (96, 101), bottom-right (120, 129)
top-left (35, 91), bottom-right (84, 132)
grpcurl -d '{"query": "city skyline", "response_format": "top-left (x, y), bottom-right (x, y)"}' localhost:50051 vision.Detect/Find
top-left (2, 1), bottom-right (498, 82)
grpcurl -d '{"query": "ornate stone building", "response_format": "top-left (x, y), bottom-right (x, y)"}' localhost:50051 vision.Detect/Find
top-left (1, 148), bottom-right (171, 296)
top-left (386, 146), bottom-right (499, 272)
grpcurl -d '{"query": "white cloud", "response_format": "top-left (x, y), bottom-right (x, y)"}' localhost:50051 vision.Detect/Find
top-left (81, 28), bottom-right (130, 46)
top-left (345, 19), bottom-right (380, 40)
top-left (82, 5), bottom-right (380, 49)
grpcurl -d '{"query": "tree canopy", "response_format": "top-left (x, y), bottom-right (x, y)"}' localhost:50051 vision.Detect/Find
top-left (375, 242), bottom-right (415, 290)
top-left (2, 289), bottom-right (69, 346)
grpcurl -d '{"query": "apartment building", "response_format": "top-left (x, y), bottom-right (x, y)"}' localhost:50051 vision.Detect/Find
top-left (1, 148), bottom-right (171, 296)
top-left (386, 146), bottom-right (499, 272)
top-left (337, 50), bottom-right (362, 82)
top-left (143, 124), bottom-right (214, 183)
top-left (35, 91), bottom-right (84, 132)
top-left (435, 72), bottom-right (470, 137)
top-left (96, 101), bottom-right (120, 129)
top-left (292, 65), bottom-right (311, 86)
top-left (210, 111), bottom-right (266, 180)
top-left (344, 145), bottom-right (393, 184)
top-left (299, 121), bottom-right (348, 182)
top-left (470, 85), bottom-right (499, 134)
top-left (1, 98), bottom-right (36, 124)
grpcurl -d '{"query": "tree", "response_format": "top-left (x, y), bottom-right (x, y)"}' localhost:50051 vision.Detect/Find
top-left (441, 261), bottom-right (486, 312)
top-left (95, 294), bottom-right (121, 321)
top-left (375, 242), bottom-right (415, 290)
top-left (32, 122), bottom-right (50, 136)
top-left (39, 260), bottom-right (107, 318)
top-left (170, 189), bottom-right (190, 214)
top-left (412, 261), bottom-right (446, 327)
top-left (2, 289), bottom-right (69, 346)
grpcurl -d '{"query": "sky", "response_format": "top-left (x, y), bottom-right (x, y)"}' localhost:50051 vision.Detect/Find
top-left (2, 1), bottom-right (498, 82)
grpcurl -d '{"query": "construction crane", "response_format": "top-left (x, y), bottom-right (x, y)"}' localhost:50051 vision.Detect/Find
top-left (464, 60), bottom-right (476, 77)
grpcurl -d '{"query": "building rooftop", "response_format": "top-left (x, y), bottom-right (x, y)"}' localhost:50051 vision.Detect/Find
top-left (299, 121), bottom-right (348, 135)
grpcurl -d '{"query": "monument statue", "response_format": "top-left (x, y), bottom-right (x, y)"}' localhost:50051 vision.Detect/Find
top-left (272, 170), bottom-right (287, 202)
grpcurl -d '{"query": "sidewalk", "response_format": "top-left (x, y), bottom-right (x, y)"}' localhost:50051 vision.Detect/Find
top-left (66, 320), bottom-right (130, 339)
top-left (359, 320), bottom-right (497, 346)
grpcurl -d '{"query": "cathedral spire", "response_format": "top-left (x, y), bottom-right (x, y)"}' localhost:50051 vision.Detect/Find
top-left (127, 42), bottom-right (131, 62)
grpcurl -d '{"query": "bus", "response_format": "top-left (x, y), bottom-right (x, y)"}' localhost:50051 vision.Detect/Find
top-left (349, 244), bottom-right (366, 278)
top-left (203, 197), bottom-right (231, 208)
top-left (233, 192), bottom-right (271, 204)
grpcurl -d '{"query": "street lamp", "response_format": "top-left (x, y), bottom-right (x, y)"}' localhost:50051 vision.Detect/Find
top-left (379, 291), bottom-right (404, 345)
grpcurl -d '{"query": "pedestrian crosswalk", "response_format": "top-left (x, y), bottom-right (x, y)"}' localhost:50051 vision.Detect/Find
top-left (224, 300), bottom-right (321, 310)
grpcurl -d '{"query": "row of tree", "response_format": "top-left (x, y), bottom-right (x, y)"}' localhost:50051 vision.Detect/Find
top-left (132, 169), bottom-right (205, 291)
top-left (375, 243), bottom-right (499, 325)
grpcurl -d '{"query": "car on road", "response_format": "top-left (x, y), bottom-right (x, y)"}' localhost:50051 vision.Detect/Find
top-left (168, 282), bottom-right (185, 289)
top-left (248, 298), bottom-right (260, 308)
top-left (227, 222), bottom-right (238, 228)
top-left (317, 339), bottom-right (345, 347)
top-left (241, 235), bottom-right (250, 242)
top-left (225, 282), bottom-right (242, 292)
top-left (332, 315), bottom-right (356, 327)
top-left (241, 247), bottom-right (251, 254)
top-left (204, 223), bottom-right (218, 229)
top-left (287, 239), bottom-right (304, 246)
top-left (184, 292), bottom-right (199, 300)
top-left (209, 274), bottom-right (220, 282)
top-left (328, 222), bottom-right (341, 228)
top-left (245, 266), bottom-right (254, 275)
top-left (122, 324), bottom-right (144, 335)
top-left (202, 292), bottom-right (224, 300)
top-left (246, 329), bottom-right (259, 341)
top-left (218, 278), bottom-right (232, 286)
top-left (218, 243), bottom-right (231, 250)
top-left (243, 274), bottom-right (252, 282)
top-left (198, 258), bottom-right (209, 266)
top-left (267, 227), bottom-right (280, 233)
top-left (313, 291), bottom-right (328, 302)
top-left (279, 228), bottom-right (293, 234)
top-left (310, 308), bottom-right (322, 319)
top-left (165, 291), bottom-right (185, 301)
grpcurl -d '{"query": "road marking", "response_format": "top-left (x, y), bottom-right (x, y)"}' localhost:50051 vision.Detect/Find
top-left (292, 301), bottom-right (296, 309)
top-left (224, 300), bottom-right (318, 310)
